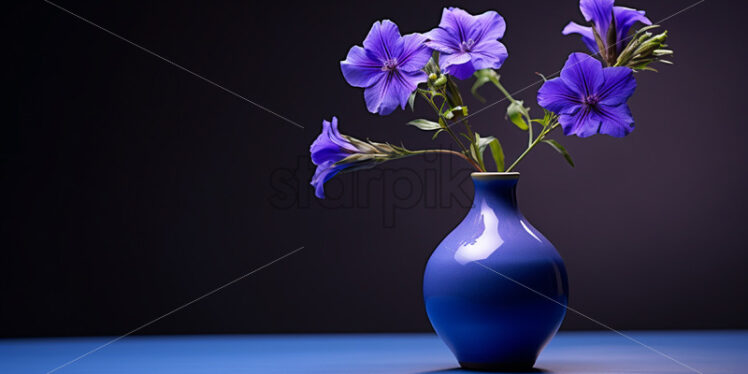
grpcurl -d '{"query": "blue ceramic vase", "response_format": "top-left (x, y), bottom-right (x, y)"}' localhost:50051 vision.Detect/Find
top-left (423, 172), bottom-right (568, 370)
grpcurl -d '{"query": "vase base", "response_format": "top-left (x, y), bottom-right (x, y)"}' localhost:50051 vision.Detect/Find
top-left (459, 361), bottom-right (538, 372)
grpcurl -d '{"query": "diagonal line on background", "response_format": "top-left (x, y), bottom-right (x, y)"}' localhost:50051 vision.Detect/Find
top-left (474, 261), bottom-right (704, 374)
top-left (45, 246), bottom-right (305, 374)
top-left (40, 1), bottom-right (707, 373)
top-left (43, 0), bottom-right (305, 130)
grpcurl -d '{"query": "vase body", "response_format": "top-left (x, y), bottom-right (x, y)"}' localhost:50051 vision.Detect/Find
top-left (423, 172), bottom-right (568, 370)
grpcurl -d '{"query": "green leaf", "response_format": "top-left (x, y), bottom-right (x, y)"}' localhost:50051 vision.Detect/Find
top-left (471, 69), bottom-right (499, 103)
top-left (474, 69), bottom-right (499, 82)
top-left (543, 109), bottom-right (552, 125)
top-left (591, 26), bottom-right (608, 62)
top-left (470, 134), bottom-right (487, 172)
top-left (443, 106), bottom-right (467, 119)
top-left (424, 54), bottom-right (441, 76)
top-left (473, 133), bottom-right (484, 167)
top-left (469, 143), bottom-right (482, 169)
top-left (475, 133), bottom-right (490, 152)
top-left (543, 139), bottom-right (575, 167)
top-left (635, 24), bottom-right (661, 35)
top-left (531, 109), bottom-right (553, 127)
top-left (471, 77), bottom-right (490, 103)
top-left (488, 138), bottom-right (505, 172)
top-left (507, 101), bottom-right (529, 130)
top-left (653, 49), bottom-right (673, 57)
top-left (474, 133), bottom-right (505, 172)
top-left (431, 129), bottom-right (445, 140)
top-left (408, 92), bottom-right (416, 111)
top-left (459, 132), bottom-right (473, 144)
top-left (407, 119), bottom-right (441, 131)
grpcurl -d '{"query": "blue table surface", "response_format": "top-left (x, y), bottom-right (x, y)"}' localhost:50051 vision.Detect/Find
top-left (1, 331), bottom-right (746, 374)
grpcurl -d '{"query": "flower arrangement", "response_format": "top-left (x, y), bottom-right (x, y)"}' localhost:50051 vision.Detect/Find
top-left (310, 0), bottom-right (672, 198)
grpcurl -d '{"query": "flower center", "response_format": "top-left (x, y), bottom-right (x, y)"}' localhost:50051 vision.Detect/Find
top-left (584, 95), bottom-right (600, 106)
top-left (460, 39), bottom-right (476, 52)
top-left (381, 58), bottom-right (399, 71)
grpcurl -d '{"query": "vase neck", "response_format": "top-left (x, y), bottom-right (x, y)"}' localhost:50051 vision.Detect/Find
top-left (471, 174), bottom-right (519, 211)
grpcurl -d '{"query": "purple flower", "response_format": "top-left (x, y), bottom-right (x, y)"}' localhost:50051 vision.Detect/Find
top-left (310, 117), bottom-right (359, 198)
top-left (562, 0), bottom-right (651, 55)
top-left (537, 53), bottom-right (636, 138)
top-left (425, 7), bottom-right (508, 80)
top-left (340, 20), bottom-right (432, 115)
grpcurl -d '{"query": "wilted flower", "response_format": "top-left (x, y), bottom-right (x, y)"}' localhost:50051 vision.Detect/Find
top-left (310, 117), bottom-right (410, 198)
top-left (310, 117), bottom-right (358, 198)
top-left (340, 20), bottom-right (432, 115)
top-left (562, 0), bottom-right (651, 65)
top-left (537, 53), bottom-right (636, 138)
top-left (425, 7), bottom-right (508, 80)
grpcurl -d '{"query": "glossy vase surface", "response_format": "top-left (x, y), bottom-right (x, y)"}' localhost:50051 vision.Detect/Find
top-left (423, 172), bottom-right (568, 370)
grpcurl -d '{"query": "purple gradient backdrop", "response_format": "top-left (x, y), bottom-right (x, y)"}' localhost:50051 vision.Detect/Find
top-left (2, 0), bottom-right (746, 337)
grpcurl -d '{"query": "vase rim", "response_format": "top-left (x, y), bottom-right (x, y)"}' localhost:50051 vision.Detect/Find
top-left (471, 172), bottom-right (520, 180)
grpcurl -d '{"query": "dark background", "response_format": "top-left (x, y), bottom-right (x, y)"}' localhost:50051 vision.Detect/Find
top-left (2, 0), bottom-right (746, 338)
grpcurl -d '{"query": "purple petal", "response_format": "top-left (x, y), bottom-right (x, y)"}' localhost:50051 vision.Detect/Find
top-left (468, 40), bottom-right (508, 70)
top-left (594, 104), bottom-right (634, 137)
top-left (362, 20), bottom-right (404, 63)
top-left (559, 106), bottom-right (597, 137)
top-left (468, 10), bottom-right (506, 42)
top-left (310, 117), bottom-right (357, 165)
top-left (439, 51), bottom-right (471, 69)
top-left (327, 117), bottom-right (357, 151)
top-left (340, 46), bottom-right (384, 88)
top-left (560, 52), bottom-right (604, 97)
top-left (561, 22), bottom-right (598, 54)
top-left (424, 27), bottom-right (461, 53)
top-left (559, 103), bottom-right (635, 138)
top-left (310, 161), bottom-right (347, 199)
top-left (579, 0), bottom-right (614, 38)
top-left (427, 7), bottom-right (509, 80)
top-left (444, 61), bottom-right (475, 80)
top-left (398, 33), bottom-right (431, 72)
top-left (613, 6), bottom-right (652, 51)
top-left (394, 70), bottom-right (429, 108)
top-left (364, 74), bottom-right (398, 115)
top-left (438, 7), bottom-right (476, 40)
top-left (364, 70), bottom-right (427, 115)
top-left (537, 77), bottom-right (583, 115)
top-left (310, 147), bottom-right (348, 167)
top-left (597, 66), bottom-right (636, 106)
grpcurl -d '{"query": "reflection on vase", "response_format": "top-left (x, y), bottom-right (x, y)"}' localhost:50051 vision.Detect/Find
top-left (424, 172), bottom-right (568, 370)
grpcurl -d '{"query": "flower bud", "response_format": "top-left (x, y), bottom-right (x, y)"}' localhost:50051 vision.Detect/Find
top-left (615, 26), bottom-right (671, 71)
top-left (433, 75), bottom-right (448, 87)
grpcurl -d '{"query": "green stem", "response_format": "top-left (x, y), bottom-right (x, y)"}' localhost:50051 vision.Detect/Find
top-left (505, 122), bottom-right (560, 172)
top-left (527, 114), bottom-right (534, 146)
top-left (490, 76), bottom-right (514, 101)
top-left (443, 78), bottom-right (475, 142)
top-left (490, 77), bottom-right (534, 146)
top-left (419, 92), bottom-right (470, 155)
top-left (413, 149), bottom-right (482, 171)
top-left (418, 83), bottom-right (485, 172)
